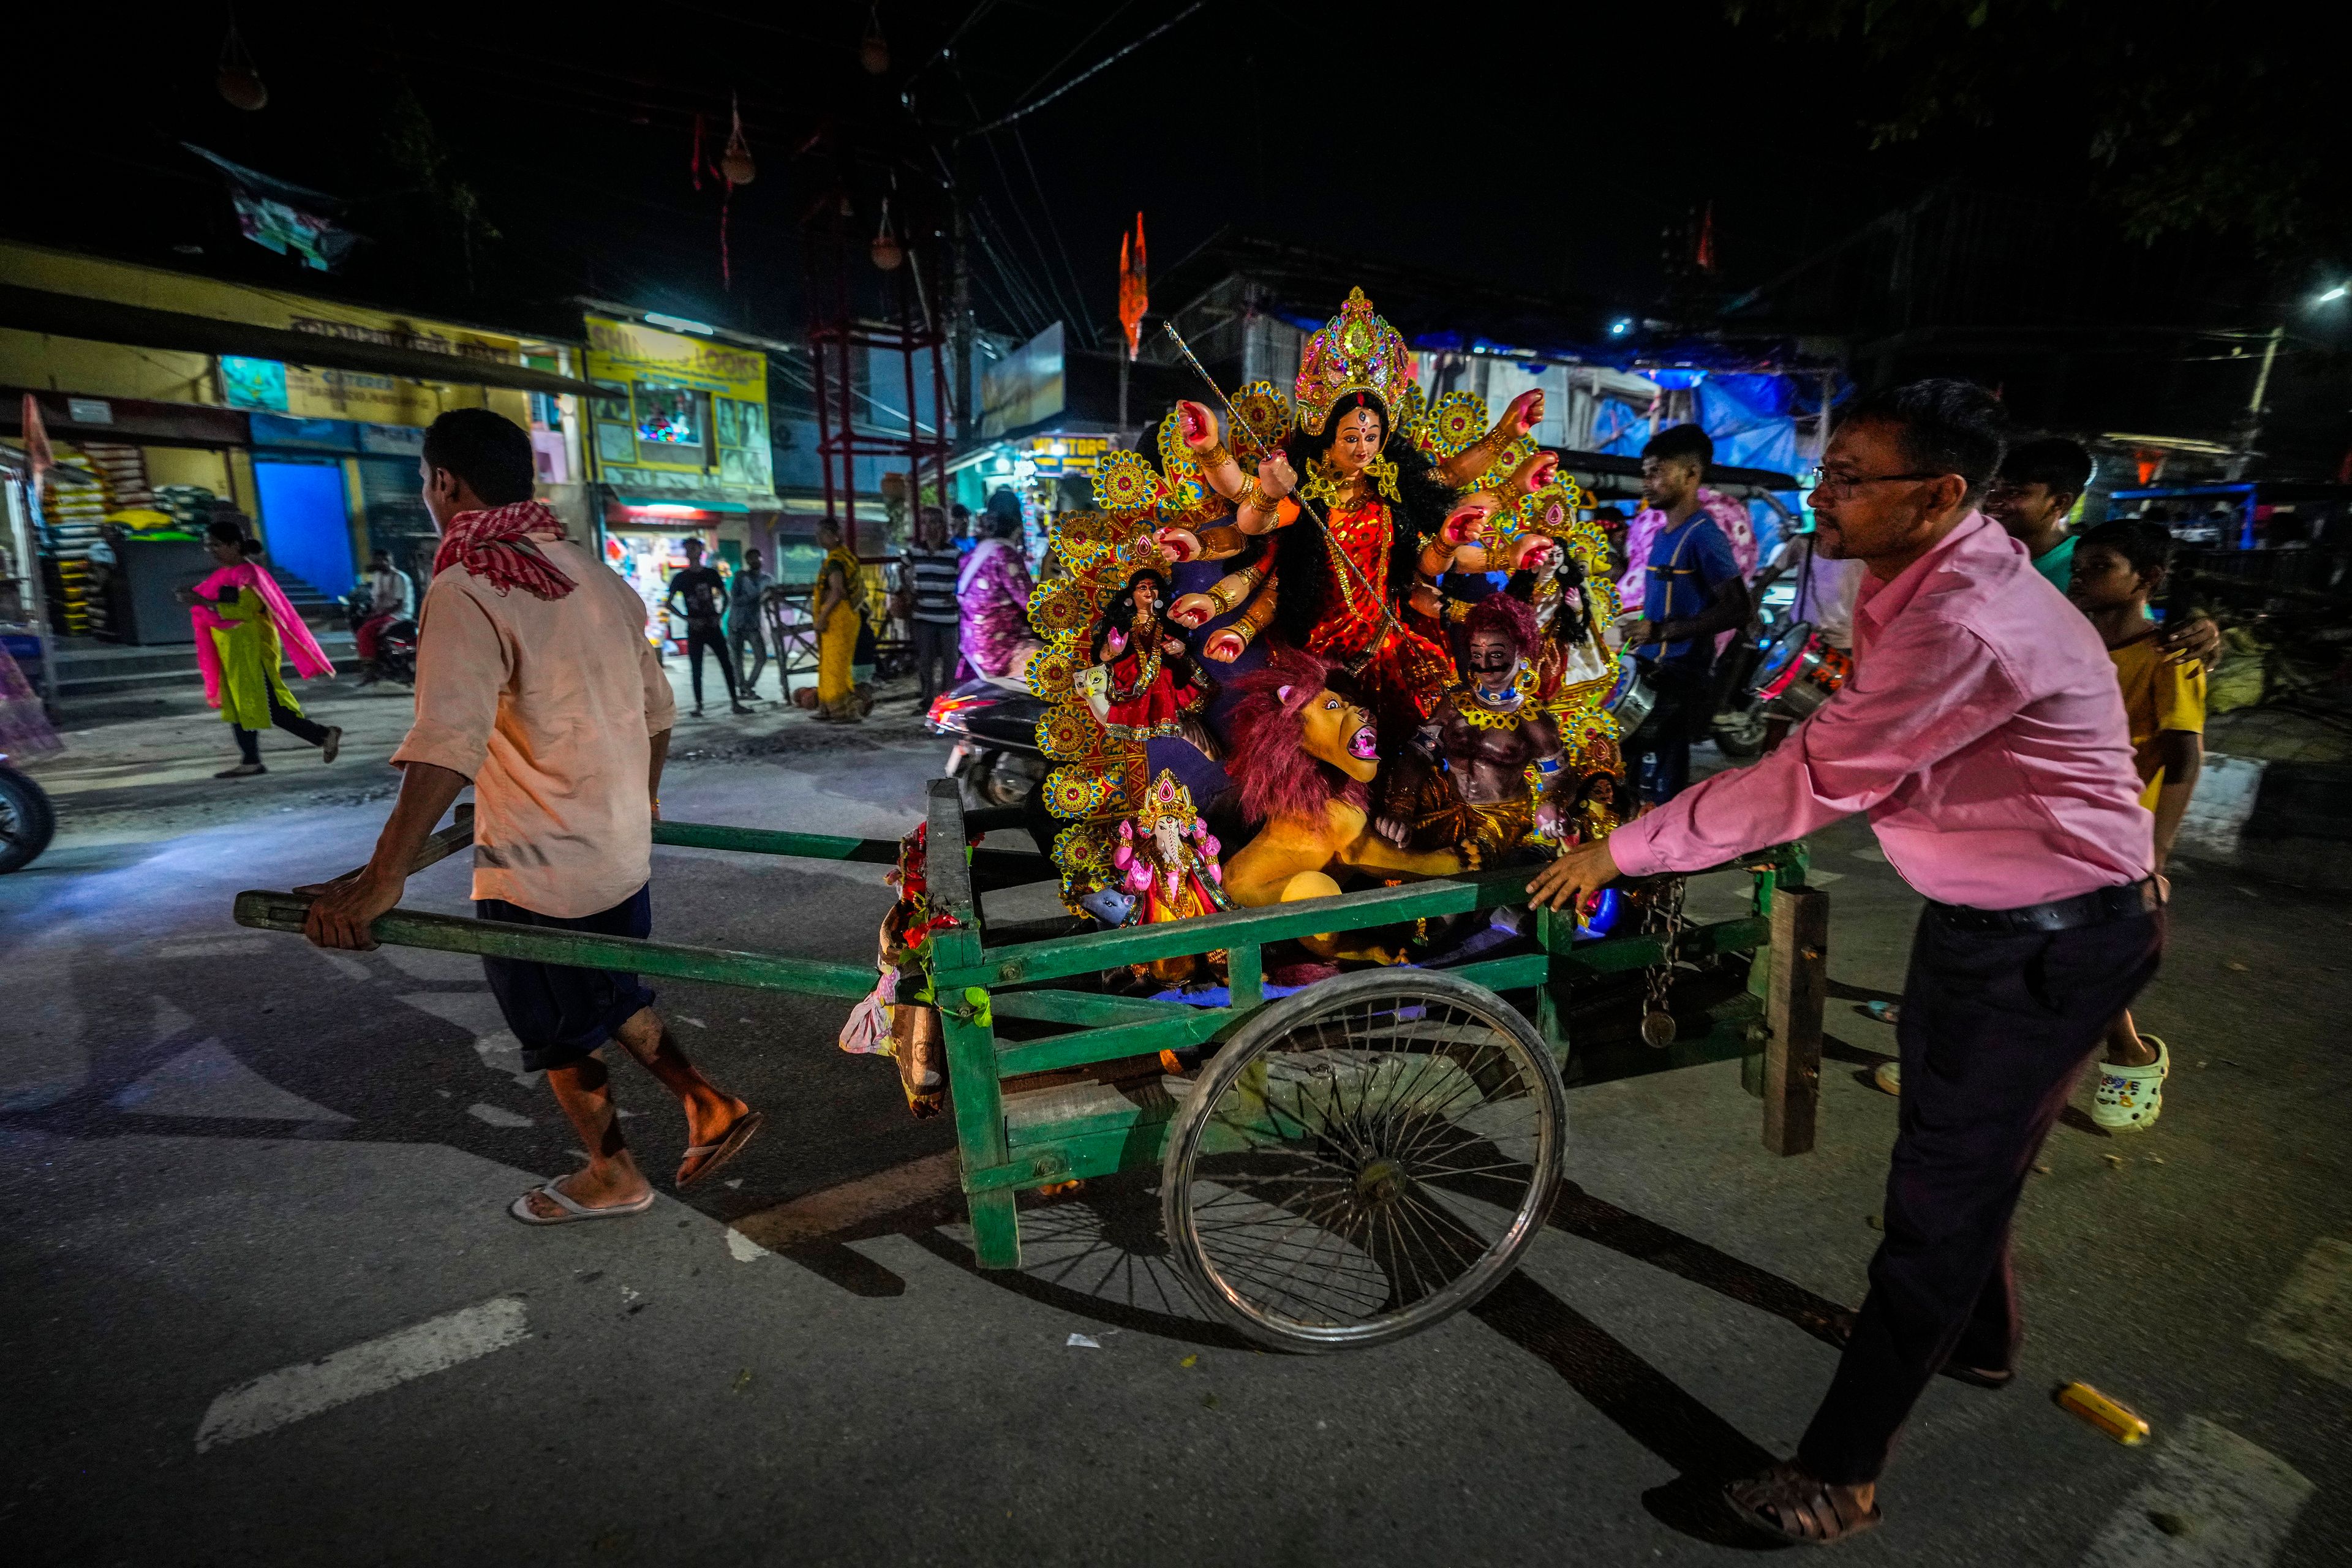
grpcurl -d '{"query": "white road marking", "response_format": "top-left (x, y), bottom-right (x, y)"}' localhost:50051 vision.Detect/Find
top-left (466, 1102), bottom-right (532, 1128)
top-left (2250, 1237), bottom-right (2352, 1388)
top-left (195, 1297), bottom-right (530, 1452)
top-left (2078, 1416), bottom-right (2311, 1567)
top-left (153, 937), bottom-right (272, 958)
top-left (109, 1040), bottom-right (352, 1123)
top-left (1803, 870), bottom-right (1845, 886)
top-left (1849, 845), bottom-right (1888, 863)
top-left (726, 1229), bottom-right (767, 1263)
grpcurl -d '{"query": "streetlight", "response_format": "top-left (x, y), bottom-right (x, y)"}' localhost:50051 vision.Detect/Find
top-left (2318, 284), bottom-right (2348, 303)
top-left (1608, 317), bottom-right (1634, 337)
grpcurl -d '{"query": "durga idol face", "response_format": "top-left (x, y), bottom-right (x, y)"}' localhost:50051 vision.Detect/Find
top-left (1324, 405), bottom-right (1384, 478)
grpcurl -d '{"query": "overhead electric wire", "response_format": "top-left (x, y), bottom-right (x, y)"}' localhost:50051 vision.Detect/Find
top-left (970, 201), bottom-right (1057, 338)
top-left (963, 2), bottom-right (1205, 136)
top-left (1011, 124), bottom-right (1098, 349)
top-left (1005, 0), bottom-right (1137, 109)
top-left (955, 75), bottom-right (1093, 340)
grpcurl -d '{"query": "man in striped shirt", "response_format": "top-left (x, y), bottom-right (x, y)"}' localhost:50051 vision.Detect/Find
top-left (903, 505), bottom-right (962, 703)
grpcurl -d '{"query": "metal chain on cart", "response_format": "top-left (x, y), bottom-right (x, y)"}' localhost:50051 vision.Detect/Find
top-left (1638, 876), bottom-right (1688, 1049)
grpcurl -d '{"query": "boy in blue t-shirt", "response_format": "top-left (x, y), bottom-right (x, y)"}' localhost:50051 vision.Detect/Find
top-left (1620, 424), bottom-right (1751, 803)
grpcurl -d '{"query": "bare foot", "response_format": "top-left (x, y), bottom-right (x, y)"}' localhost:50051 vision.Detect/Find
top-left (519, 1161), bottom-right (651, 1221)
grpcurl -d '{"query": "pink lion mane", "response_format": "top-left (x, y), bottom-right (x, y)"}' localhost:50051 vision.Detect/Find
top-left (1464, 590), bottom-right (1539, 657)
top-left (1225, 645), bottom-right (1370, 824)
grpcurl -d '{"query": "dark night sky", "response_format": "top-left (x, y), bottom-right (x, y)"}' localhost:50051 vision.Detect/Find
top-left (9, 2), bottom-right (2342, 464)
top-left (5, 2), bottom-right (1903, 343)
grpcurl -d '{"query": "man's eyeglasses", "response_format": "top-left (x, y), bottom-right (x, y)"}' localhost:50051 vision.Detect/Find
top-left (1806, 466), bottom-right (1948, 499)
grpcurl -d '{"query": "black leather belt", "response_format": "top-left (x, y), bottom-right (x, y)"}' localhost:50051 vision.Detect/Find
top-left (1928, 876), bottom-right (2164, 935)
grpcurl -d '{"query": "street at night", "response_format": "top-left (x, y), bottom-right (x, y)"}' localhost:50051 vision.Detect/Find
top-left (6, 4), bottom-right (2352, 1564)
top-left (6, 686), bottom-right (2350, 1564)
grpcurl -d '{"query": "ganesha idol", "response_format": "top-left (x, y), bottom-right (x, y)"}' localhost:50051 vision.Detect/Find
top-left (1027, 286), bottom-right (1629, 967)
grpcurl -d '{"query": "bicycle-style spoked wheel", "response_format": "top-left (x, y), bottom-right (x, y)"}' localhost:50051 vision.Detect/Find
top-left (1161, 970), bottom-right (1566, 1352)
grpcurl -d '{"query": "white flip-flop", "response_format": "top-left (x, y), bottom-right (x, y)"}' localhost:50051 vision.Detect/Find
top-left (508, 1180), bottom-right (657, 1225)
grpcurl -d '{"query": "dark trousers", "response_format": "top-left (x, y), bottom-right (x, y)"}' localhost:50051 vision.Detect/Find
top-left (911, 618), bottom-right (958, 702)
top-left (685, 620), bottom-right (741, 708)
top-left (729, 617), bottom-right (769, 695)
top-left (1624, 653), bottom-right (1713, 805)
top-left (1797, 901), bottom-right (2164, 1485)
top-left (234, 691), bottom-right (331, 764)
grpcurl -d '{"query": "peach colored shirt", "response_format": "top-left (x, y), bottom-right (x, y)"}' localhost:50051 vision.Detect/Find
top-left (1608, 512), bottom-right (2153, 909)
top-left (392, 535), bottom-right (677, 918)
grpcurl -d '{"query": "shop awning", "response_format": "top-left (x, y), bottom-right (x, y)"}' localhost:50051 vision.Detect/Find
top-left (0, 284), bottom-right (600, 398)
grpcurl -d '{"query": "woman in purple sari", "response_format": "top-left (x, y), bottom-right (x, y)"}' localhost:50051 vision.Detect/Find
top-left (954, 506), bottom-right (1041, 690)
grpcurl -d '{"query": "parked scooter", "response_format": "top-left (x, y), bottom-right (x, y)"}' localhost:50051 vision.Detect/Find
top-left (0, 755), bottom-right (56, 873)
top-left (342, 588), bottom-right (419, 687)
top-left (925, 677), bottom-right (1047, 812)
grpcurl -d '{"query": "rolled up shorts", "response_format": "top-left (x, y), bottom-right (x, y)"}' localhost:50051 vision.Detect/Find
top-left (477, 884), bottom-right (657, 1073)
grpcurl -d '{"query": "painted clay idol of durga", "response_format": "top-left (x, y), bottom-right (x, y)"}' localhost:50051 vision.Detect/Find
top-left (837, 285), bottom-right (1636, 1046)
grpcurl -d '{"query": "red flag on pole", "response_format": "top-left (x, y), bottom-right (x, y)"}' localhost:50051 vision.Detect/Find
top-left (1118, 213), bottom-right (1148, 361)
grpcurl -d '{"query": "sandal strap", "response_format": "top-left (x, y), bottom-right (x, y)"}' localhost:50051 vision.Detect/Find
top-left (1733, 1463), bottom-right (1871, 1542)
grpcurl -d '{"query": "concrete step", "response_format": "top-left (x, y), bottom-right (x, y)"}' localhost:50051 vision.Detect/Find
top-left (56, 633), bottom-right (359, 697)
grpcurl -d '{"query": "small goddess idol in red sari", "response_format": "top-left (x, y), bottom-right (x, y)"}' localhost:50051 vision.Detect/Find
top-left (1079, 567), bottom-right (1212, 750)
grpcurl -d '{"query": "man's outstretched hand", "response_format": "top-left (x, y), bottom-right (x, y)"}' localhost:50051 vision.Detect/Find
top-left (304, 869), bottom-right (405, 951)
top-left (1525, 835), bottom-right (1622, 912)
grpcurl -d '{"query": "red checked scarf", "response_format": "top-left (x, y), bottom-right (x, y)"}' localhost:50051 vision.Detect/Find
top-left (432, 500), bottom-right (577, 600)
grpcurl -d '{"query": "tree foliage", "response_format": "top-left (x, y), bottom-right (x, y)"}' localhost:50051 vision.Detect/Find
top-left (1727, 1), bottom-right (2342, 258)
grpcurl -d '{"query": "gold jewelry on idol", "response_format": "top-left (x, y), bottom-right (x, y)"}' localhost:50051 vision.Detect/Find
top-left (1206, 559), bottom-right (1268, 613)
top-left (1190, 439), bottom-right (1233, 470)
top-left (1226, 580), bottom-right (1279, 647)
top-left (1236, 475), bottom-right (1281, 513)
top-left (1364, 452), bottom-right (1402, 502)
top-left (1299, 457), bottom-right (1346, 507)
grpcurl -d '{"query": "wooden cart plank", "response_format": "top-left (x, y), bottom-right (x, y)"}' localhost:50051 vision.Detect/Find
top-left (232, 891), bottom-right (877, 998)
top-left (1763, 886), bottom-right (1828, 1156)
top-left (990, 989), bottom-right (1193, 1027)
top-left (993, 1009), bottom-right (1231, 1079)
top-left (959, 864), bottom-right (1542, 986)
top-left (925, 781), bottom-right (1022, 1266)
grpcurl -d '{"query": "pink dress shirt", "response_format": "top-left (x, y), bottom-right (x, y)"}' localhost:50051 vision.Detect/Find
top-left (1607, 511), bottom-right (2153, 909)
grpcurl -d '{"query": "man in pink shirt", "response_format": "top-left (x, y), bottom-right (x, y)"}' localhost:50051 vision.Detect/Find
top-left (303, 410), bottom-right (763, 1225)
top-left (1530, 380), bottom-right (2162, 1546)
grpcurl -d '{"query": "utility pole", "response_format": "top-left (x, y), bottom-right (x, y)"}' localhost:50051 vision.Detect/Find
top-left (950, 148), bottom-right (973, 450)
top-left (2229, 323), bottom-right (2285, 478)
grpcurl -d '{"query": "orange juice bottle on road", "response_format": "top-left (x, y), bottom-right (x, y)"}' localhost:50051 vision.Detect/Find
top-left (2057, 1382), bottom-right (2150, 1444)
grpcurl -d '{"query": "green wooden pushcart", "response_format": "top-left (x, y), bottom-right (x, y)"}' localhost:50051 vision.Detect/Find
top-left (234, 779), bottom-right (1826, 1354)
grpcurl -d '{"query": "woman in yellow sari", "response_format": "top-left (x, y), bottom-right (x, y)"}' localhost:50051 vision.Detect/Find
top-left (812, 518), bottom-right (866, 722)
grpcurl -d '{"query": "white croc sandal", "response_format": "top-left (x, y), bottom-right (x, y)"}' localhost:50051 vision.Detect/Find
top-left (2092, 1036), bottom-right (2168, 1132)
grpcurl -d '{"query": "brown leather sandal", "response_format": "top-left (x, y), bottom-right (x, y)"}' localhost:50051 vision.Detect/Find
top-left (1724, 1461), bottom-right (1882, 1547)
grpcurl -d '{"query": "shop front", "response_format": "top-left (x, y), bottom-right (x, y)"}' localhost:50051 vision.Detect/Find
top-left (582, 309), bottom-right (782, 642)
top-left (951, 430), bottom-right (1114, 569)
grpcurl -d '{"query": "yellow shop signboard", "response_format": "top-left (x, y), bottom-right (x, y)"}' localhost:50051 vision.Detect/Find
top-left (582, 315), bottom-right (774, 499)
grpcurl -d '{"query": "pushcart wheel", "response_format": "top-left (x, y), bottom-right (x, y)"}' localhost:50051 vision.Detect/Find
top-left (1161, 969), bottom-right (1566, 1352)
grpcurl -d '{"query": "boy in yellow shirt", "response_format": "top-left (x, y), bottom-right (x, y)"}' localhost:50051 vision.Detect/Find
top-left (2067, 518), bottom-right (2204, 1131)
